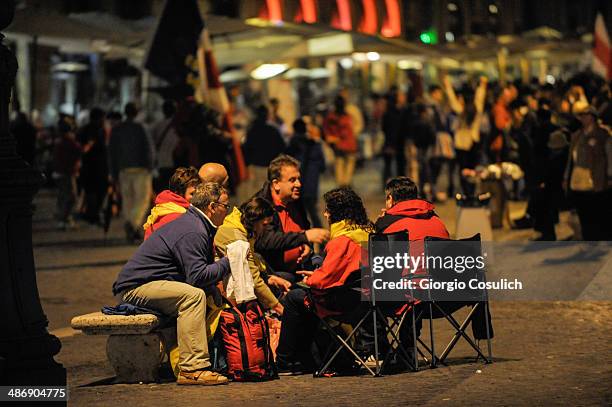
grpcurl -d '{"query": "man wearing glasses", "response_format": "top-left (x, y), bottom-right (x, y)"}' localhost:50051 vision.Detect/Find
top-left (112, 182), bottom-right (232, 385)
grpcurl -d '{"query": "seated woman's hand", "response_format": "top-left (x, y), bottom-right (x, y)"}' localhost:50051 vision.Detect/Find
top-left (296, 270), bottom-right (314, 285)
top-left (268, 275), bottom-right (291, 293)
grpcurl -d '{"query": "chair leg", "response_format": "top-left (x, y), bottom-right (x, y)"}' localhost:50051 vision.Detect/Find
top-left (484, 302), bottom-right (493, 363)
top-left (428, 302), bottom-right (437, 368)
top-left (378, 314), bottom-right (408, 373)
top-left (315, 310), bottom-right (376, 377)
top-left (373, 306), bottom-right (380, 376)
top-left (375, 308), bottom-right (416, 372)
top-left (437, 304), bottom-right (489, 363)
top-left (416, 338), bottom-right (432, 364)
top-left (411, 305), bottom-right (418, 371)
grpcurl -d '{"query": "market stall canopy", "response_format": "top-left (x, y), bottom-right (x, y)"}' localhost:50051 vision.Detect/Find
top-left (523, 26), bottom-right (563, 41)
top-left (6, 7), bottom-right (460, 68)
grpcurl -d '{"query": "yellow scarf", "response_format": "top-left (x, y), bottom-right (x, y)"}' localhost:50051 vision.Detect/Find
top-left (329, 220), bottom-right (370, 244)
top-left (220, 207), bottom-right (269, 272)
top-left (142, 202), bottom-right (187, 231)
top-left (221, 207), bottom-right (247, 234)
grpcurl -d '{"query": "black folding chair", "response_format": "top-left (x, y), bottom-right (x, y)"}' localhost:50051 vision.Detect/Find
top-left (367, 231), bottom-right (435, 373)
top-left (307, 284), bottom-right (425, 377)
top-left (310, 231), bottom-right (434, 377)
top-left (422, 234), bottom-right (494, 366)
top-left (306, 272), bottom-right (379, 377)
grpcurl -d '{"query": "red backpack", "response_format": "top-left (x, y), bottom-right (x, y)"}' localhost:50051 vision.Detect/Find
top-left (219, 300), bottom-right (277, 381)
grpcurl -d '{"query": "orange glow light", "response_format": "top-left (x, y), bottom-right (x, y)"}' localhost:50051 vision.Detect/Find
top-left (297, 0), bottom-right (317, 23)
top-left (381, 0), bottom-right (401, 37)
top-left (359, 0), bottom-right (377, 34)
top-left (331, 0), bottom-right (352, 31)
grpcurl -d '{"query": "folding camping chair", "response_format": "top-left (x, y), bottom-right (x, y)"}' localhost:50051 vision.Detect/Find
top-left (367, 231), bottom-right (435, 373)
top-left (309, 231), bottom-right (431, 377)
top-left (422, 234), bottom-right (494, 366)
top-left (307, 275), bottom-right (421, 377)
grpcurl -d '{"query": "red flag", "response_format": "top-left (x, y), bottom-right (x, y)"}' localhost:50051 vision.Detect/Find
top-left (593, 13), bottom-right (612, 80)
top-left (199, 28), bottom-right (247, 184)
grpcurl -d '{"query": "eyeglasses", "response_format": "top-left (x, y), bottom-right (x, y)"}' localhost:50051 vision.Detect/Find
top-left (214, 201), bottom-right (230, 210)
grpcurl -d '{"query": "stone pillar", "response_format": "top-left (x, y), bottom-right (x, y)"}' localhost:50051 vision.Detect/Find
top-left (0, 1), bottom-right (66, 385)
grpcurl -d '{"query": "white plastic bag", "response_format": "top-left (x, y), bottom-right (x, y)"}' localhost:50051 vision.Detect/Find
top-left (226, 240), bottom-right (256, 304)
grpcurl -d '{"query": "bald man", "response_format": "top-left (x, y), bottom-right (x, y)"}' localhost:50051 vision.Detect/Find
top-left (198, 163), bottom-right (229, 186)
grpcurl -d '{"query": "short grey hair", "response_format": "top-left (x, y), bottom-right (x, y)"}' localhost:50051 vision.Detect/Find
top-left (190, 182), bottom-right (227, 211)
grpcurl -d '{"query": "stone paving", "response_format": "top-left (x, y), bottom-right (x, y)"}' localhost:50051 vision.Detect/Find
top-left (31, 162), bottom-right (611, 406)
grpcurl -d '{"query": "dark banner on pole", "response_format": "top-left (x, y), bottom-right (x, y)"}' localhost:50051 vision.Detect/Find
top-left (144, 0), bottom-right (203, 97)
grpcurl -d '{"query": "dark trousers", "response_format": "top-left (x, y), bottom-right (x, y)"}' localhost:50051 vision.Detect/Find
top-left (382, 149), bottom-right (406, 186)
top-left (276, 289), bottom-right (319, 367)
top-left (83, 179), bottom-right (107, 224)
top-left (430, 157), bottom-right (456, 196)
top-left (416, 148), bottom-right (431, 197)
top-left (56, 174), bottom-right (77, 222)
top-left (573, 190), bottom-right (612, 240)
top-left (456, 149), bottom-right (476, 197)
top-left (532, 186), bottom-right (557, 240)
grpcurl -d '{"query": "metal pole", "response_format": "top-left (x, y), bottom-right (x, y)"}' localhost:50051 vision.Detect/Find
top-left (0, 1), bottom-right (65, 385)
top-left (30, 34), bottom-right (37, 114)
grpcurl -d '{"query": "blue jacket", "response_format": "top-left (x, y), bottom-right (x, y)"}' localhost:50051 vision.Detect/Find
top-left (112, 206), bottom-right (230, 295)
top-left (286, 134), bottom-right (325, 198)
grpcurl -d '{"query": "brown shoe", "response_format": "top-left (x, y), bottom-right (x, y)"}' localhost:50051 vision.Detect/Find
top-left (177, 370), bottom-right (229, 386)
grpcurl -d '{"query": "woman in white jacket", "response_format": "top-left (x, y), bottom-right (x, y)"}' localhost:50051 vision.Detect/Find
top-left (443, 76), bottom-right (488, 195)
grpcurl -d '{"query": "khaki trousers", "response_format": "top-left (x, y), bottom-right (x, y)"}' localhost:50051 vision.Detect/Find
top-left (122, 280), bottom-right (210, 372)
top-left (334, 154), bottom-right (356, 186)
top-left (119, 167), bottom-right (152, 230)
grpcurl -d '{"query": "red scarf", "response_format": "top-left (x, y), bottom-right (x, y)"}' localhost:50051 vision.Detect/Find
top-left (272, 194), bottom-right (306, 271)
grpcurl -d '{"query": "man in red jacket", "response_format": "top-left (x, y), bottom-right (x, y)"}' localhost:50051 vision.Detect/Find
top-left (375, 176), bottom-right (449, 239)
top-left (254, 155), bottom-right (329, 282)
top-left (373, 176), bottom-right (450, 364)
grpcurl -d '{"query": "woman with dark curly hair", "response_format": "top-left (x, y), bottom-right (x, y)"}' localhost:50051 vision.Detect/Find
top-left (276, 187), bottom-right (372, 375)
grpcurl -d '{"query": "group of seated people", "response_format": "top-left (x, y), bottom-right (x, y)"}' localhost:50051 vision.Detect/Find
top-left (112, 154), bottom-right (450, 385)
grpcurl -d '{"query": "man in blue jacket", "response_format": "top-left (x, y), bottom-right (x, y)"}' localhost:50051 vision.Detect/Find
top-left (112, 182), bottom-right (231, 385)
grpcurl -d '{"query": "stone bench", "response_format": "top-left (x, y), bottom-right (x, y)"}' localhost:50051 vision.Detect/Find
top-left (71, 312), bottom-right (176, 383)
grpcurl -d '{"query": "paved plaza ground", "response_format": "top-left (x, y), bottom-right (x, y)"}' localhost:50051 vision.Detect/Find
top-left (31, 162), bottom-right (611, 406)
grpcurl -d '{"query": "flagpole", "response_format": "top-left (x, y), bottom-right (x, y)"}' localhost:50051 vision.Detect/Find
top-left (196, 30), bottom-right (208, 104)
top-left (195, 25), bottom-right (248, 184)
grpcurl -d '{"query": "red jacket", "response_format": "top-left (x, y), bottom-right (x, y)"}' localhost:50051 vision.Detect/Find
top-left (375, 199), bottom-right (449, 312)
top-left (377, 199), bottom-right (449, 240)
top-left (143, 190), bottom-right (190, 239)
top-left (323, 112), bottom-right (357, 153)
top-left (308, 236), bottom-right (363, 290)
top-left (307, 223), bottom-right (369, 318)
top-left (374, 199), bottom-right (449, 285)
top-left (272, 193), bottom-right (308, 271)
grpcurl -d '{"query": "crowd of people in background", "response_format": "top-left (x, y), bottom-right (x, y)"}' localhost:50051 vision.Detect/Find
top-left (6, 69), bottom-right (611, 385)
top-left (8, 70), bottom-right (612, 241)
